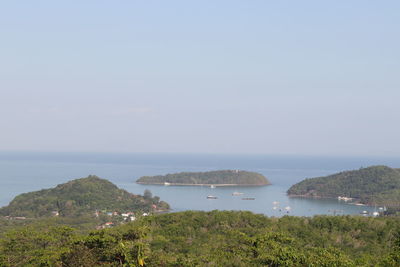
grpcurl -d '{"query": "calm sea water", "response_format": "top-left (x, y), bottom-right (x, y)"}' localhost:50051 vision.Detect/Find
top-left (1, 152), bottom-right (399, 217)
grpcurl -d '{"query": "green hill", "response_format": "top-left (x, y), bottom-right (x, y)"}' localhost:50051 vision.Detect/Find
top-left (287, 165), bottom-right (400, 207)
top-left (136, 170), bottom-right (270, 186)
top-left (0, 175), bottom-right (169, 218)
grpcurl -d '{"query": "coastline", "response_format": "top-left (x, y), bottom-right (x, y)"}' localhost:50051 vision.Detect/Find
top-left (287, 194), bottom-right (370, 206)
top-left (136, 182), bottom-right (270, 187)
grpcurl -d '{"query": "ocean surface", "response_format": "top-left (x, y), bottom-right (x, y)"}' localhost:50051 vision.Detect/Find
top-left (1, 152), bottom-right (399, 217)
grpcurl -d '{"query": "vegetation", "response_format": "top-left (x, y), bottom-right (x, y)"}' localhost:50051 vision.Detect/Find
top-left (0, 210), bottom-right (399, 266)
top-left (287, 165), bottom-right (400, 207)
top-left (0, 175), bottom-right (169, 218)
top-left (137, 170), bottom-right (270, 186)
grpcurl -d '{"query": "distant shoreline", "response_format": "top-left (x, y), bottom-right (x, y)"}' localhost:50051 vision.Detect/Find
top-left (136, 182), bottom-right (269, 187)
top-left (288, 194), bottom-right (370, 206)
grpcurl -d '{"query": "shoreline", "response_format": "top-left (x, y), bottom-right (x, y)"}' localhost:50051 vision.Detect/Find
top-left (288, 194), bottom-right (371, 206)
top-left (136, 182), bottom-right (270, 187)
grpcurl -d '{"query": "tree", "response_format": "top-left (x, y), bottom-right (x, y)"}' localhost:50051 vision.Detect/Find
top-left (143, 189), bottom-right (152, 199)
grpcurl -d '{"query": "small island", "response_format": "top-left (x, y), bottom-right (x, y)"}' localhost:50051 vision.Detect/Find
top-left (287, 165), bottom-right (400, 207)
top-left (136, 170), bottom-right (270, 186)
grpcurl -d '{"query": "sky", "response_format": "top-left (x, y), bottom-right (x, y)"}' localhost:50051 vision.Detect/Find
top-left (1, 1), bottom-right (400, 156)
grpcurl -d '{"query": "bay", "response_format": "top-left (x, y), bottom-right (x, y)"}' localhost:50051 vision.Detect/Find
top-left (1, 152), bottom-right (399, 216)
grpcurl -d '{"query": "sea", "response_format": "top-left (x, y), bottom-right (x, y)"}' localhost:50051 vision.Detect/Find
top-left (1, 152), bottom-right (399, 217)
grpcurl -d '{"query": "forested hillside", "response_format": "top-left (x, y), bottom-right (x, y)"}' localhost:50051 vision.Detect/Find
top-left (287, 166), bottom-right (400, 206)
top-left (0, 175), bottom-right (169, 218)
top-left (0, 211), bottom-right (399, 266)
top-left (137, 170), bottom-right (270, 186)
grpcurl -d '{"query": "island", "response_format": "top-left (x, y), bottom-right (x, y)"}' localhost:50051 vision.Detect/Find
top-left (136, 170), bottom-right (270, 186)
top-left (287, 165), bottom-right (400, 207)
top-left (0, 175), bottom-right (169, 218)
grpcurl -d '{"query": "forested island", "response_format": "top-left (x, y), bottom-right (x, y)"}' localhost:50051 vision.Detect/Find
top-left (0, 175), bottom-right (169, 218)
top-left (136, 170), bottom-right (270, 186)
top-left (1, 210), bottom-right (399, 266)
top-left (287, 165), bottom-right (400, 207)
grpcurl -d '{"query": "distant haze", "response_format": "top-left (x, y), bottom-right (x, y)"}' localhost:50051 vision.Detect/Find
top-left (1, 1), bottom-right (399, 156)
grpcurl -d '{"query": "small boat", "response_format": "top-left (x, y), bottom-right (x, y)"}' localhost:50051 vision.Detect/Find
top-left (207, 195), bottom-right (218, 199)
top-left (164, 182), bottom-right (171, 186)
top-left (241, 197), bottom-right (255, 200)
top-left (232, 192), bottom-right (244, 196)
top-left (210, 185), bottom-right (216, 189)
top-left (338, 196), bottom-right (353, 202)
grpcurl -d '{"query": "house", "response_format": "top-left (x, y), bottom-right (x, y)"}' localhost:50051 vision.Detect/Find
top-left (51, 211), bottom-right (59, 216)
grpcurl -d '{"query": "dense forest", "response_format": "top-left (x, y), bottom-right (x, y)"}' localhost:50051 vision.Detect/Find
top-left (0, 175), bottom-right (169, 218)
top-left (136, 170), bottom-right (270, 186)
top-left (0, 210), bottom-right (399, 266)
top-left (287, 166), bottom-right (400, 207)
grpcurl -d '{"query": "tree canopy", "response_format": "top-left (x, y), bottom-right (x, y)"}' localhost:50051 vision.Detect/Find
top-left (1, 211), bottom-right (399, 266)
top-left (0, 175), bottom-right (169, 218)
top-left (287, 166), bottom-right (400, 207)
top-left (137, 170), bottom-right (270, 186)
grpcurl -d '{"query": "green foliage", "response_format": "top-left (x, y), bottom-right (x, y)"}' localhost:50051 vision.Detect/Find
top-left (62, 224), bottom-right (150, 266)
top-left (380, 231), bottom-right (400, 266)
top-left (0, 175), bottom-right (169, 218)
top-left (0, 211), bottom-right (399, 266)
top-left (287, 165), bottom-right (400, 206)
top-left (137, 170), bottom-right (270, 185)
top-left (0, 225), bottom-right (76, 266)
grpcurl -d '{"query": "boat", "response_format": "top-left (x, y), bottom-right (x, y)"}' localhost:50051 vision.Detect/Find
top-left (206, 195), bottom-right (218, 199)
top-left (164, 182), bottom-right (171, 186)
top-left (210, 185), bottom-right (216, 189)
top-left (338, 196), bottom-right (353, 202)
top-left (232, 192), bottom-right (244, 196)
top-left (241, 197), bottom-right (255, 200)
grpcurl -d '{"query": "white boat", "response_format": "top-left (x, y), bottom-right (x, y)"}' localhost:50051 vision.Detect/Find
top-left (207, 195), bottom-right (218, 199)
top-left (232, 192), bottom-right (244, 196)
top-left (164, 182), bottom-right (171, 186)
top-left (338, 196), bottom-right (353, 202)
top-left (210, 185), bottom-right (216, 189)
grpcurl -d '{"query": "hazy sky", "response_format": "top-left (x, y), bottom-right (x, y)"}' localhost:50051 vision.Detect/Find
top-left (1, 1), bottom-right (399, 156)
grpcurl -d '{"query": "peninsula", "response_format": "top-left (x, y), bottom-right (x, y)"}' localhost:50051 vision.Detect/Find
top-left (287, 165), bottom-right (400, 207)
top-left (136, 170), bottom-right (270, 186)
top-left (0, 175), bottom-right (169, 218)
